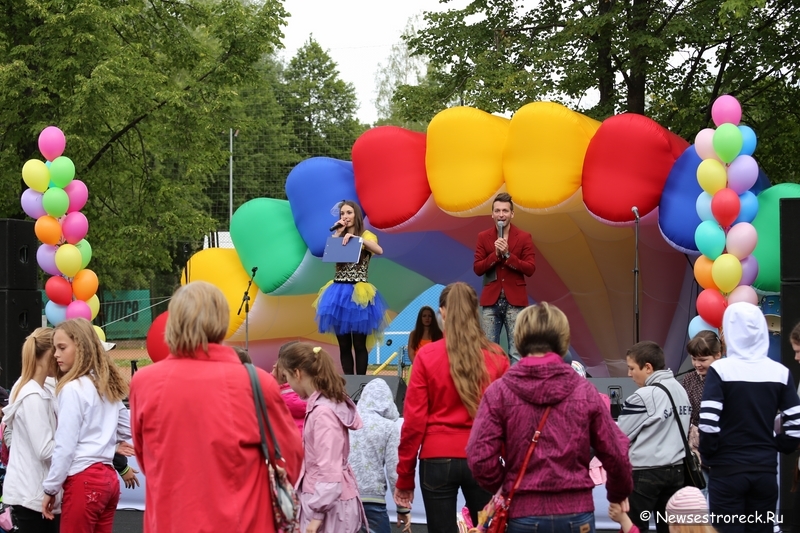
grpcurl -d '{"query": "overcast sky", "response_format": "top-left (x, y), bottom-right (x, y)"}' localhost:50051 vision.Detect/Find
top-left (279, 0), bottom-right (468, 125)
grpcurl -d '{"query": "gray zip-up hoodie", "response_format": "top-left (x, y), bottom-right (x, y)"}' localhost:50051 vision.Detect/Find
top-left (618, 369), bottom-right (691, 469)
top-left (348, 379), bottom-right (400, 505)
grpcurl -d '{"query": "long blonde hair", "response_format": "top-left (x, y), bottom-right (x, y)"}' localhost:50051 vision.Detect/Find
top-left (444, 282), bottom-right (503, 417)
top-left (53, 318), bottom-right (128, 402)
top-left (12, 327), bottom-right (56, 403)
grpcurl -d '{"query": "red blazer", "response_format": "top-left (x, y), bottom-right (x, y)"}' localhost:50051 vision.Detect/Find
top-left (473, 224), bottom-right (536, 307)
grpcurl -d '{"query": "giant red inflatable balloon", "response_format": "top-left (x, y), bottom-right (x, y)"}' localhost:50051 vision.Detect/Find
top-left (146, 311), bottom-right (170, 362)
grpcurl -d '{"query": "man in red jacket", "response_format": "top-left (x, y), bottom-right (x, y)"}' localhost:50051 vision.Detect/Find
top-left (473, 193), bottom-right (536, 364)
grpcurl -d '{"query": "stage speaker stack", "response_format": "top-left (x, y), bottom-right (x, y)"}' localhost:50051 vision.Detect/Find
top-left (0, 219), bottom-right (41, 392)
top-left (344, 375), bottom-right (407, 417)
top-left (780, 198), bottom-right (800, 532)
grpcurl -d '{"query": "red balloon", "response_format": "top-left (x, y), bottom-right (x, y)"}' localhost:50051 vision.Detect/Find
top-left (146, 311), bottom-right (171, 362)
top-left (45, 276), bottom-right (73, 306)
top-left (710, 188), bottom-right (740, 228)
top-left (696, 288), bottom-right (727, 328)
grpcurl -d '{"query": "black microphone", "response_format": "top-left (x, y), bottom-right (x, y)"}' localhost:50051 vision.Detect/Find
top-left (251, 266), bottom-right (258, 275)
top-left (329, 222), bottom-right (344, 232)
top-left (496, 220), bottom-right (505, 238)
top-left (631, 206), bottom-right (640, 221)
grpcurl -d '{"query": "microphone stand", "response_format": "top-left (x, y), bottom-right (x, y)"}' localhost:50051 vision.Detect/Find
top-left (237, 266), bottom-right (258, 352)
top-left (632, 208), bottom-right (640, 344)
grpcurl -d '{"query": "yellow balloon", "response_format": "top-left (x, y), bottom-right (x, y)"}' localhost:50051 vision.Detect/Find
top-left (711, 253), bottom-right (742, 293)
top-left (93, 325), bottom-right (106, 342)
top-left (87, 294), bottom-right (100, 320)
top-left (696, 159), bottom-right (727, 195)
top-left (54, 244), bottom-right (82, 277)
top-left (22, 160), bottom-right (50, 193)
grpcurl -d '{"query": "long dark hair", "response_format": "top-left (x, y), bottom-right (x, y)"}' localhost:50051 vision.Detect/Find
top-left (409, 306), bottom-right (443, 351)
top-left (278, 342), bottom-right (347, 403)
top-left (340, 200), bottom-right (365, 237)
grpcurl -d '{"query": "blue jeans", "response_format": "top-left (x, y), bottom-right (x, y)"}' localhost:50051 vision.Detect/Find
top-left (481, 295), bottom-right (523, 364)
top-left (507, 512), bottom-right (595, 533)
top-left (419, 458), bottom-right (492, 533)
top-left (362, 502), bottom-right (390, 533)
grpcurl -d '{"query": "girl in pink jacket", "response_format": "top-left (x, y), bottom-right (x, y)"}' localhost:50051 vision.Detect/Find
top-left (278, 342), bottom-right (366, 533)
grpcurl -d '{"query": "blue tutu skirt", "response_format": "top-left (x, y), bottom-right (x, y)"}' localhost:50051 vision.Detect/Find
top-left (314, 281), bottom-right (389, 336)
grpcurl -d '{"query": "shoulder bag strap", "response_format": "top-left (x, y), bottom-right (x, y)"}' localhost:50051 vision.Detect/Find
top-left (654, 382), bottom-right (692, 458)
top-left (246, 363), bottom-right (284, 464)
top-left (506, 406), bottom-right (552, 504)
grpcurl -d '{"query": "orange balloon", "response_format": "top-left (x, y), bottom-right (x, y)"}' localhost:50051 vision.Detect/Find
top-left (694, 255), bottom-right (718, 290)
top-left (34, 216), bottom-right (62, 246)
top-left (72, 269), bottom-right (99, 301)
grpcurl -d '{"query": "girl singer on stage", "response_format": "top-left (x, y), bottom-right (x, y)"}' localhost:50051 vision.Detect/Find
top-left (314, 200), bottom-right (388, 375)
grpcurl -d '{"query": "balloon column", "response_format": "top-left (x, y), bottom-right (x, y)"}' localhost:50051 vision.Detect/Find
top-left (690, 95), bottom-right (760, 337)
top-left (21, 127), bottom-right (102, 336)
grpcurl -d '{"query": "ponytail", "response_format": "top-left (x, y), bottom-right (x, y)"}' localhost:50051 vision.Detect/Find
top-left (278, 342), bottom-right (347, 403)
top-left (12, 327), bottom-right (55, 403)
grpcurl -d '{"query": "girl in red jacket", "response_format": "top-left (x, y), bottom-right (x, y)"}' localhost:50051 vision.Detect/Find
top-left (395, 282), bottom-right (509, 532)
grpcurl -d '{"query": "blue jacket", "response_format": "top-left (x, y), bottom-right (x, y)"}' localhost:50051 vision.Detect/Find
top-left (699, 302), bottom-right (800, 473)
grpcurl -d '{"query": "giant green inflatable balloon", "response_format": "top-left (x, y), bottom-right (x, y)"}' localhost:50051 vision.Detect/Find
top-left (753, 183), bottom-right (800, 292)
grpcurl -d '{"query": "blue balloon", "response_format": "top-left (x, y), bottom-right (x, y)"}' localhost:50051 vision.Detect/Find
top-left (45, 300), bottom-right (68, 326)
top-left (688, 315), bottom-right (718, 339)
top-left (695, 192), bottom-right (714, 222)
top-left (738, 125), bottom-right (757, 156)
top-left (694, 220), bottom-right (726, 260)
top-left (733, 191), bottom-right (758, 224)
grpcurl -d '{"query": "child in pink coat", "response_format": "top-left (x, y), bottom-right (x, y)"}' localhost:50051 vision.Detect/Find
top-left (278, 342), bottom-right (366, 533)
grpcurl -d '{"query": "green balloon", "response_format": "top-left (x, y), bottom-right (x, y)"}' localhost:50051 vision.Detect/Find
top-left (42, 187), bottom-right (69, 218)
top-left (49, 156), bottom-right (76, 188)
top-left (230, 198), bottom-right (307, 293)
top-left (76, 239), bottom-right (92, 269)
top-left (753, 183), bottom-right (800, 291)
top-left (712, 123), bottom-right (743, 163)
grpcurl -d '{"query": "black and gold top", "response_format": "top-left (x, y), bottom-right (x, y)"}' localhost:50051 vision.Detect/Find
top-left (333, 230), bottom-right (377, 284)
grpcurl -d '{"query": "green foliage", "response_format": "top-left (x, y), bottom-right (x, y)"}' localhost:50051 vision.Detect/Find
top-left (276, 37), bottom-right (366, 160)
top-left (393, 0), bottom-right (799, 183)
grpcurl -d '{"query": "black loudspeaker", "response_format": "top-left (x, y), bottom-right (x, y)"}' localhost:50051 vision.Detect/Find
top-left (0, 219), bottom-right (38, 290)
top-left (0, 290), bottom-right (43, 391)
top-left (780, 198), bottom-right (800, 282)
top-left (344, 375), bottom-right (407, 417)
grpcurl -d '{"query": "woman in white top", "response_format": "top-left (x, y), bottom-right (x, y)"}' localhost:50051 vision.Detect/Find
top-left (41, 318), bottom-right (130, 533)
top-left (2, 327), bottom-right (60, 533)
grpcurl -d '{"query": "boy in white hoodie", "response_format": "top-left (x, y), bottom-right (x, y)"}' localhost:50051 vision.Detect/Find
top-left (348, 379), bottom-right (410, 533)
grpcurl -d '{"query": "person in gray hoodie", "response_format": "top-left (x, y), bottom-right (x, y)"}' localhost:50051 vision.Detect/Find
top-left (349, 379), bottom-right (410, 533)
top-left (618, 340), bottom-right (691, 533)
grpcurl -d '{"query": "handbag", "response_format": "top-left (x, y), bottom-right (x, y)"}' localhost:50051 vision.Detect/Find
top-left (654, 383), bottom-right (706, 490)
top-left (474, 406), bottom-right (552, 533)
top-left (246, 363), bottom-right (300, 533)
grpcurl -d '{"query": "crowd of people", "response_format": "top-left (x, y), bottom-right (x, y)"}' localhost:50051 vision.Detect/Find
top-left (1, 194), bottom-right (799, 533)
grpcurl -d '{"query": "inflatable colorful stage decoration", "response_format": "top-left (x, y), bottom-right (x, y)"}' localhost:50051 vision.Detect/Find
top-left (185, 101), bottom-right (800, 377)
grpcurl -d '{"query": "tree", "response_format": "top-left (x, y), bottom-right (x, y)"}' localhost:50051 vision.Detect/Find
top-left (373, 15), bottom-right (430, 130)
top-left (0, 0), bottom-right (289, 289)
top-left (277, 37), bottom-right (366, 161)
top-left (394, 0), bottom-right (800, 185)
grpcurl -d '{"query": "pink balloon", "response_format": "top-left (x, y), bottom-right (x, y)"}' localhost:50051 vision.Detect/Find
top-left (726, 155), bottom-right (758, 195)
top-left (712, 95), bottom-right (742, 127)
top-left (725, 222), bottom-right (758, 259)
top-left (66, 300), bottom-right (92, 321)
top-left (694, 128), bottom-right (721, 161)
top-left (61, 212), bottom-right (89, 244)
top-left (64, 180), bottom-right (88, 213)
top-left (727, 285), bottom-right (758, 306)
top-left (21, 188), bottom-right (47, 219)
top-left (739, 255), bottom-right (759, 286)
top-left (38, 126), bottom-right (66, 161)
